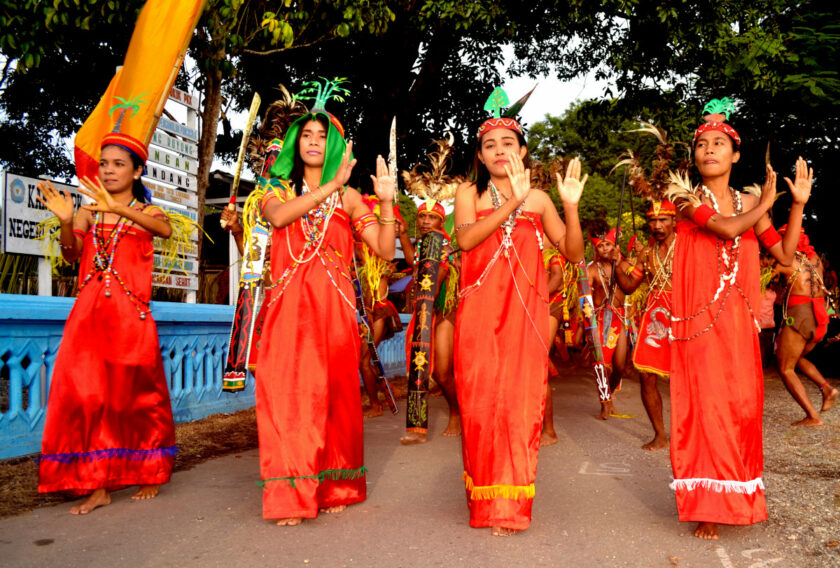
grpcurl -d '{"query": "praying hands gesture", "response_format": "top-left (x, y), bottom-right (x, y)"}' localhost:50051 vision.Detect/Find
top-left (784, 157), bottom-right (813, 206)
top-left (504, 150), bottom-right (531, 203)
top-left (370, 154), bottom-right (396, 203)
top-left (556, 157), bottom-right (588, 205)
top-left (36, 180), bottom-right (76, 224)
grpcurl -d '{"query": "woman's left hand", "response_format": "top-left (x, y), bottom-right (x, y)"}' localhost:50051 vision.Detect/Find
top-left (556, 157), bottom-right (588, 205)
top-left (370, 155), bottom-right (396, 203)
top-left (78, 176), bottom-right (123, 215)
top-left (784, 156), bottom-right (813, 206)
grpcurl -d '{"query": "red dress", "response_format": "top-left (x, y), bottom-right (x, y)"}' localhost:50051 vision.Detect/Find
top-left (38, 220), bottom-right (176, 494)
top-left (669, 220), bottom-right (766, 525)
top-left (255, 194), bottom-right (365, 519)
top-left (454, 210), bottom-right (548, 530)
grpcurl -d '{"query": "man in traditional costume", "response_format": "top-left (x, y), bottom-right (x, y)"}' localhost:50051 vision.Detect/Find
top-left (614, 201), bottom-right (676, 450)
top-left (665, 98), bottom-right (813, 539)
top-left (775, 226), bottom-right (838, 425)
top-left (587, 227), bottom-right (629, 419)
top-left (453, 87), bottom-right (586, 535)
top-left (254, 79), bottom-right (396, 525)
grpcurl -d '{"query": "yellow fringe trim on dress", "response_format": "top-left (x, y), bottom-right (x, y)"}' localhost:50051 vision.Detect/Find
top-left (37, 216), bottom-right (72, 274)
top-left (462, 471), bottom-right (535, 501)
top-left (443, 263), bottom-right (460, 314)
top-left (358, 243), bottom-right (391, 306)
top-left (242, 177), bottom-right (291, 250)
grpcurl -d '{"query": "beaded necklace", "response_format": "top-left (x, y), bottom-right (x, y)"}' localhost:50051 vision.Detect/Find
top-left (76, 200), bottom-right (151, 320)
top-left (487, 181), bottom-right (544, 251)
top-left (670, 186), bottom-right (761, 340)
top-left (286, 180), bottom-right (339, 265)
top-left (648, 237), bottom-right (675, 294)
top-left (595, 260), bottom-right (619, 308)
top-left (783, 252), bottom-right (828, 324)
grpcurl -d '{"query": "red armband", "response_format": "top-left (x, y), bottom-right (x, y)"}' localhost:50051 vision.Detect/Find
top-left (757, 226), bottom-right (782, 249)
top-left (352, 212), bottom-right (378, 235)
top-left (690, 204), bottom-right (716, 227)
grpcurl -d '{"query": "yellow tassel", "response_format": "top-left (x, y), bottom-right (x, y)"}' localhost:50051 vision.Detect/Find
top-left (358, 243), bottom-right (390, 305)
top-left (462, 471), bottom-right (535, 501)
top-left (444, 263), bottom-right (459, 314)
top-left (36, 216), bottom-right (73, 275)
top-left (155, 209), bottom-right (212, 276)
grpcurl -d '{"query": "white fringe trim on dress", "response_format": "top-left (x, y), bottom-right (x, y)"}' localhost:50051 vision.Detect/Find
top-left (669, 477), bottom-right (765, 494)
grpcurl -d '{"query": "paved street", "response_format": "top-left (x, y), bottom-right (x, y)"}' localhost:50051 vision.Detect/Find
top-left (0, 372), bottom-right (815, 567)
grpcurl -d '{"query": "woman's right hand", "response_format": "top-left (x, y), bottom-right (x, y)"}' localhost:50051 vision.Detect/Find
top-left (36, 180), bottom-right (75, 223)
top-left (759, 164), bottom-right (777, 211)
top-left (328, 140), bottom-right (357, 195)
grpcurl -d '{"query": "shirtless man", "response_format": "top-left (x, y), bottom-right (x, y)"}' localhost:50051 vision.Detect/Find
top-left (399, 201), bottom-right (461, 443)
top-left (775, 226), bottom-right (839, 425)
top-left (587, 228), bottom-right (629, 420)
top-left (614, 201), bottom-right (676, 449)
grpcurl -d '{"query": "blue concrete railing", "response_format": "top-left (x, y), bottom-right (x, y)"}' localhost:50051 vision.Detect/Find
top-left (0, 294), bottom-right (408, 460)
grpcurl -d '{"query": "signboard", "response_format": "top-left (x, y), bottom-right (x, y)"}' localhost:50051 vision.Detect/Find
top-left (2, 172), bottom-right (82, 255)
top-left (148, 145), bottom-right (196, 176)
top-left (151, 130), bottom-right (198, 159)
top-left (158, 116), bottom-right (198, 142)
top-left (169, 86), bottom-right (199, 110)
top-left (154, 254), bottom-right (198, 274)
top-left (144, 179), bottom-right (198, 209)
top-left (144, 162), bottom-right (197, 191)
top-left (154, 237), bottom-right (198, 258)
top-left (153, 271), bottom-right (198, 291)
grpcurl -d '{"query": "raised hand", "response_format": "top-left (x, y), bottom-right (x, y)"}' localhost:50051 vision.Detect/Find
top-left (759, 164), bottom-right (777, 210)
top-left (370, 154), bottom-right (396, 203)
top-left (556, 157), bottom-right (588, 205)
top-left (332, 140), bottom-right (357, 191)
top-left (78, 176), bottom-right (120, 214)
top-left (36, 180), bottom-right (75, 223)
top-left (504, 150), bottom-right (531, 203)
top-left (784, 156), bottom-right (813, 205)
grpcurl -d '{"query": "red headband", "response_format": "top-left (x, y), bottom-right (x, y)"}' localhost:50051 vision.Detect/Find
top-left (646, 200), bottom-right (676, 217)
top-left (477, 117), bottom-right (523, 138)
top-left (101, 132), bottom-right (148, 163)
top-left (589, 228), bottom-right (617, 247)
top-left (693, 121), bottom-right (741, 149)
top-left (417, 201), bottom-right (446, 219)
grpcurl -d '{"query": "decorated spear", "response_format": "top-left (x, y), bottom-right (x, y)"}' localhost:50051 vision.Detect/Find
top-left (603, 166), bottom-right (628, 345)
top-left (221, 92), bottom-right (262, 228)
top-left (577, 260), bottom-right (611, 401)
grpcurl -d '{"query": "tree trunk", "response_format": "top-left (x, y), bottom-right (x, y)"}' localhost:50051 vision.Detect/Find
top-left (195, 64), bottom-right (223, 261)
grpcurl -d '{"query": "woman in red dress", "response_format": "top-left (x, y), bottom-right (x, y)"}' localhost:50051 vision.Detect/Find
top-left (668, 102), bottom-right (813, 539)
top-left (36, 134), bottom-right (176, 515)
top-left (255, 88), bottom-right (396, 525)
top-left (452, 98), bottom-right (586, 536)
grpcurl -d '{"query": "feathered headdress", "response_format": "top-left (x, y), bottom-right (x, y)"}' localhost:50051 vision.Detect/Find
top-left (401, 133), bottom-right (464, 213)
top-left (612, 121), bottom-right (689, 204)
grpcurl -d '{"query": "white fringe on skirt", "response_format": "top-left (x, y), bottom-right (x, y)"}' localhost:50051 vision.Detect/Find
top-left (669, 477), bottom-right (764, 494)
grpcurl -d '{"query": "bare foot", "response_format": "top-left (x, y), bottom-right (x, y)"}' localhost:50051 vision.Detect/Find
top-left (598, 401), bottom-right (615, 420)
top-left (400, 432), bottom-right (428, 445)
top-left (319, 505), bottom-right (347, 514)
top-left (694, 522), bottom-right (719, 540)
top-left (276, 517), bottom-right (303, 526)
top-left (70, 489), bottom-right (111, 515)
top-left (441, 414), bottom-right (461, 437)
top-left (821, 386), bottom-right (838, 412)
top-left (363, 405), bottom-right (383, 418)
top-left (131, 485), bottom-right (159, 500)
top-left (491, 526), bottom-right (520, 536)
top-left (540, 429), bottom-right (559, 447)
top-left (642, 434), bottom-right (668, 451)
top-left (792, 416), bottom-right (823, 426)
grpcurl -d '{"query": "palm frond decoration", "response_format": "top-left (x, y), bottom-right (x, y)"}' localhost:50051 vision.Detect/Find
top-left (702, 97), bottom-right (735, 120)
top-left (401, 133), bottom-right (463, 203)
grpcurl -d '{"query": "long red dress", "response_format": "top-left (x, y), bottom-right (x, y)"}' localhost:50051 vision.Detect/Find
top-left (39, 220), bottom-right (176, 494)
top-left (255, 194), bottom-right (365, 519)
top-left (455, 210), bottom-right (549, 530)
top-left (669, 220), bottom-right (766, 525)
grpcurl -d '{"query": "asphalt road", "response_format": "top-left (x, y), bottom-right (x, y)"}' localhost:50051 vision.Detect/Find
top-left (0, 371), bottom-right (807, 568)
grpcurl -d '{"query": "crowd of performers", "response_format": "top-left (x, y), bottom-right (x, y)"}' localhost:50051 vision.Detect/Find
top-left (34, 82), bottom-right (839, 545)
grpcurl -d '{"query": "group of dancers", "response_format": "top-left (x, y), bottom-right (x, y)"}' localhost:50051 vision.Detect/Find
top-left (34, 81), bottom-right (835, 543)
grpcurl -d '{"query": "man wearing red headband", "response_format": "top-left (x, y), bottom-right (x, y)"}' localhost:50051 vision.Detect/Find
top-left (613, 201), bottom-right (677, 450)
top-left (400, 199), bottom-right (461, 443)
top-left (774, 226), bottom-right (838, 425)
top-left (586, 226), bottom-right (630, 419)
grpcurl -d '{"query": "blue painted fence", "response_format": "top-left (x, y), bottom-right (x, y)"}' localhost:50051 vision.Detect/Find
top-left (0, 294), bottom-right (410, 460)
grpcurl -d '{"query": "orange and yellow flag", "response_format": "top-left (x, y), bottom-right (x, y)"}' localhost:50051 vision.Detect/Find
top-left (74, 0), bottom-right (207, 180)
